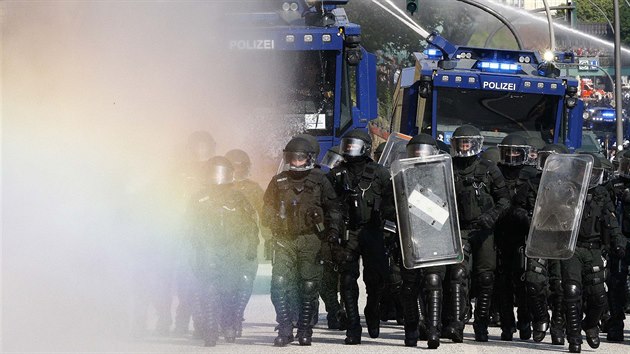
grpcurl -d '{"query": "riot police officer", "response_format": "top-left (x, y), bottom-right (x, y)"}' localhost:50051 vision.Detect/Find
top-left (262, 137), bottom-right (343, 346)
top-left (560, 152), bottom-right (626, 353)
top-left (605, 149), bottom-right (630, 342)
top-left (398, 133), bottom-right (445, 349)
top-left (443, 125), bottom-right (510, 342)
top-left (225, 148), bottom-right (266, 337)
top-left (494, 134), bottom-right (536, 341)
top-left (534, 143), bottom-right (570, 346)
top-left (327, 128), bottom-right (394, 344)
top-left (187, 156), bottom-right (259, 346)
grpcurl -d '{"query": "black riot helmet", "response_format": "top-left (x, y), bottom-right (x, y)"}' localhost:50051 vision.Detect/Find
top-left (406, 133), bottom-right (439, 158)
top-left (450, 125), bottom-right (483, 157)
top-left (498, 134), bottom-right (531, 166)
top-left (480, 146), bottom-right (500, 164)
top-left (340, 129), bottom-right (372, 158)
top-left (321, 145), bottom-right (344, 169)
top-left (373, 142), bottom-right (386, 162)
top-left (537, 143), bottom-right (569, 170)
top-left (618, 150), bottom-right (630, 179)
top-left (205, 156), bottom-right (234, 186)
top-left (283, 137), bottom-right (316, 171)
top-left (225, 149), bottom-right (251, 181)
top-left (294, 133), bottom-right (320, 158)
top-left (579, 152), bottom-right (604, 188)
top-left (186, 130), bottom-right (216, 162)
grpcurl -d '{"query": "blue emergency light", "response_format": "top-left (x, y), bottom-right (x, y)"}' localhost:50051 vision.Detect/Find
top-left (478, 61), bottom-right (521, 73)
top-left (423, 48), bottom-right (442, 60)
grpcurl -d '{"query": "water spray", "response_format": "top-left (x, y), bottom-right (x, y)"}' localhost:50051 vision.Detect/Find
top-left (370, 0), bottom-right (429, 38)
top-left (486, 0), bottom-right (630, 56)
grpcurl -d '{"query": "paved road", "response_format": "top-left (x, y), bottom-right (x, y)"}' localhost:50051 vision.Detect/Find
top-left (114, 263), bottom-right (630, 353)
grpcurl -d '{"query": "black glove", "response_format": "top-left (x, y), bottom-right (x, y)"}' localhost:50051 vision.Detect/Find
top-left (614, 245), bottom-right (626, 259)
top-left (477, 212), bottom-right (495, 230)
top-left (326, 229), bottom-right (340, 244)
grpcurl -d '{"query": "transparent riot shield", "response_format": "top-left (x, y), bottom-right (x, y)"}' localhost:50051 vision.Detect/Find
top-left (378, 132), bottom-right (412, 169)
top-left (390, 154), bottom-right (463, 269)
top-left (525, 154), bottom-right (593, 260)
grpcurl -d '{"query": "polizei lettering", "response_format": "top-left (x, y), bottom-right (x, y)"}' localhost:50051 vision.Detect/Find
top-left (229, 39), bottom-right (275, 50)
top-left (482, 81), bottom-right (517, 91)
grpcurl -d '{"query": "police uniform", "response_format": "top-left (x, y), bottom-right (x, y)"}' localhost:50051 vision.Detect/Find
top-left (187, 158), bottom-right (259, 346)
top-left (262, 140), bottom-right (342, 346)
top-left (604, 173), bottom-right (630, 342)
top-left (561, 183), bottom-right (624, 352)
top-left (327, 129), bottom-right (394, 344)
top-left (444, 125), bottom-right (510, 343)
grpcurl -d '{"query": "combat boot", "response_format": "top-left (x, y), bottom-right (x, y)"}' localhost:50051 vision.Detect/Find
top-left (365, 297), bottom-right (381, 338)
top-left (473, 322), bottom-right (489, 342)
top-left (342, 276), bottom-right (362, 345)
top-left (500, 328), bottom-right (514, 341)
top-left (517, 321), bottom-right (532, 340)
top-left (403, 322), bottom-right (419, 347)
top-left (584, 327), bottom-right (600, 349)
top-left (326, 312), bottom-right (340, 330)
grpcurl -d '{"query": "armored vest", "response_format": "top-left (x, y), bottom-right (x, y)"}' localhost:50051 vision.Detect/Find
top-left (192, 187), bottom-right (257, 258)
top-left (454, 158), bottom-right (496, 224)
top-left (331, 161), bottom-right (386, 229)
top-left (579, 186), bottom-right (607, 242)
top-left (273, 170), bottom-right (326, 238)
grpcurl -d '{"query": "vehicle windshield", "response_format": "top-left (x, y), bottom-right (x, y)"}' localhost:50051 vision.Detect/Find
top-left (434, 87), bottom-right (559, 145)
top-left (237, 50), bottom-right (337, 136)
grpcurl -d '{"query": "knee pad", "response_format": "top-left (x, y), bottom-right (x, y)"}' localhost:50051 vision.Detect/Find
top-left (450, 266), bottom-right (467, 283)
top-left (302, 281), bottom-right (319, 297)
top-left (424, 273), bottom-right (442, 289)
top-left (477, 272), bottom-right (494, 287)
top-left (563, 282), bottom-right (581, 301)
top-left (271, 275), bottom-right (287, 290)
top-left (526, 282), bottom-right (544, 295)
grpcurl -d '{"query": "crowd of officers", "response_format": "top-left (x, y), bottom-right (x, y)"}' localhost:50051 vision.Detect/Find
top-left (174, 125), bottom-right (630, 353)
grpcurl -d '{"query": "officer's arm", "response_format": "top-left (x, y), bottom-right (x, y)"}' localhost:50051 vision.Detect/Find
top-left (321, 177), bottom-right (343, 240)
top-left (239, 194), bottom-right (260, 259)
top-left (601, 189), bottom-right (627, 253)
top-left (486, 164), bottom-right (511, 222)
top-left (379, 171), bottom-right (397, 222)
top-left (261, 177), bottom-right (278, 229)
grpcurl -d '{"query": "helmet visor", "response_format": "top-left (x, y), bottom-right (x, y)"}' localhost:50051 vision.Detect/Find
top-left (406, 143), bottom-right (439, 158)
top-left (450, 136), bottom-right (483, 157)
top-left (321, 149), bottom-right (344, 169)
top-left (207, 165), bottom-right (234, 185)
top-left (498, 144), bottom-right (530, 166)
top-left (283, 151), bottom-right (314, 171)
top-left (340, 137), bottom-right (367, 157)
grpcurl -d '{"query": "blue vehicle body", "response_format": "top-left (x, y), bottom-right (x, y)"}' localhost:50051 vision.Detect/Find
top-left (389, 33), bottom-right (585, 150)
top-left (226, 0), bottom-right (377, 159)
top-left (582, 107), bottom-right (629, 149)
